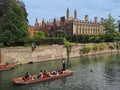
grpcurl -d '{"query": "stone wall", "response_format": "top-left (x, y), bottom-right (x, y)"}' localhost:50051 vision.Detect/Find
top-left (0, 44), bottom-right (118, 65)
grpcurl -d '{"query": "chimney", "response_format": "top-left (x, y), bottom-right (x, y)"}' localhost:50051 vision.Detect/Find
top-left (101, 18), bottom-right (104, 23)
top-left (94, 17), bottom-right (98, 23)
top-left (85, 15), bottom-right (88, 22)
top-left (60, 16), bottom-right (65, 28)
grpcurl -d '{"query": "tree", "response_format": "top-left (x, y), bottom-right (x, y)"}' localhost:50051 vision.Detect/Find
top-left (64, 38), bottom-right (72, 68)
top-left (0, 0), bottom-right (12, 31)
top-left (57, 29), bottom-right (67, 38)
top-left (0, 0), bottom-right (28, 27)
top-left (104, 30), bottom-right (120, 42)
top-left (0, 0), bottom-right (12, 17)
top-left (104, 13), bottom-right (116, 32)
top-left (33, 31), bottom-right (45, 40)
top-left (16, 0), bottom-right (28, 22)
top-left (0, 0), bottom-right (29, 46)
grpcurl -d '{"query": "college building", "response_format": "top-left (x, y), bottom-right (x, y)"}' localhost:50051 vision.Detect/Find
top-left (28, 8), bottom-right (105, 38)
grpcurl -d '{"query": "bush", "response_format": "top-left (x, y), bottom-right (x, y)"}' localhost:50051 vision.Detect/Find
top-left (81, 46), bottom-right (91, 54)
top-left (108, 44), bottom-right (115, 50)
top-left (39, 37), bottom-right (64, 45)
top-left (98, 43), bottom-right (107, 50)
top-left (92, 44), bottom-right (98, 51)
top-left (0, 43), bottom-right (5, 48)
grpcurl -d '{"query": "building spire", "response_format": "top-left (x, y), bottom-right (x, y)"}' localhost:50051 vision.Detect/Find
top-left (66, 8), bottom-right (70, 20)
top-left (35, 17), bottom-right (38, 26)
top-left (74, 9), bottom-right (77, 20)
top-left (35, 17), bottom-right (39, 29)
top-left (42, 18), bottom-right (45, 27)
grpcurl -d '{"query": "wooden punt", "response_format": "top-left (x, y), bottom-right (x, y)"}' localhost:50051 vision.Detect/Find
top-left (13, 70), bottom-right (73, 85)
top-left (0, 64), bottom-right (14, 71)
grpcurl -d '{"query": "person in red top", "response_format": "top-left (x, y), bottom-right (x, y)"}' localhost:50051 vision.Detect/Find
top-left (43, 70), bottom-right (47, 78)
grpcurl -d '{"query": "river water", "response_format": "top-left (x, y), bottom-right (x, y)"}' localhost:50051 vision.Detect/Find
top-left (0, 52), bottom-right (120, 90)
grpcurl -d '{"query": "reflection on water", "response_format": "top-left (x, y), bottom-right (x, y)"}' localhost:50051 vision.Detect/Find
top-left (0, 52), bottom-right (120, 90)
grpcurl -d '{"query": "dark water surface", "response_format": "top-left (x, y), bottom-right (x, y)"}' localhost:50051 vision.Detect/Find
top-left (1, 52), bottom-right (120, 90)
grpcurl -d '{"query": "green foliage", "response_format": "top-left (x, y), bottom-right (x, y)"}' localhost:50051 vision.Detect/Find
top-left (0, 0), bottom-right (12, 17)
top-left (104, 31), bottom-right (120, 42)
top-left (16, 0), bottom-right (28, 22)
top-left (39, 37), bottom-right (64, 45)
top-left (64, 38), bottom-right (71, 47)
top-left (63, 38), bottom-right (72, 68)
top-left (0, 0), bottom-right (29, 46)
top-left (89, 35), bottom-right (105, 43)
top-left (92, 44), bottom-right (98, 51)
top-left (64, 38), bottom-right (72, 53)
top-left (108, 44), bottom-right (115, 50)
top-left (104, 13), bottom-right (116, 32)
top-left (57, 29), bottom-right (68, 38)
top-left (81, 46), bottom-right (91, 54)
top-left (98, 43), bottom-right (107, 50)
top-left (33, 31), bottom-right (45, 40)
top-left (0, 43), bottom-right (5, 48)
top-left (116, 41), bottom-right (120, 49)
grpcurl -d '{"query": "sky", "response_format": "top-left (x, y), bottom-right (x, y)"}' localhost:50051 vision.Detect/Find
top-left (23, 0), bottom-right (120, 25)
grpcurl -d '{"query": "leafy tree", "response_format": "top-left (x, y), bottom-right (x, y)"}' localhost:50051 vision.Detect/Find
top-left (0, 0), bottom-right (29, 46)
top-left (16, 0), bottom-right (28, 22)
top-left (104, 13), bottom-right (116, 32)
top-left (89, 35), bottom-right (104, 43)
top-left (33, 31), bottom-right (45, 40)
top-left (0, 0), bottom-right (12, 17)
top-left (64, 38), bottom-right (72, 68)
top-left (104, 30), bottom-right (120, 42)
top-left (0, 0), bottom-right (28, 27)
top-left (57, 29), bottom-right (67, 38)
top-left (104, 14), bottom-right (120, 43)
top-left (0, 0), bottom-right (12, 31)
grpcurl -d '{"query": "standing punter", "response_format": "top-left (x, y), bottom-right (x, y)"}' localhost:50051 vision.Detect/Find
top-left (62, 58), bottom-right (66, 71)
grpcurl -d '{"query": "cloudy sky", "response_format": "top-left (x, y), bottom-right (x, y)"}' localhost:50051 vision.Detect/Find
top-left (23, 0), bottom-right (120, 25)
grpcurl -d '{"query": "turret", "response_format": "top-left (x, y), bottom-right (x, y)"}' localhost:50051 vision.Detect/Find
top-left (66, 8), bottom-right (70, 20)
top-left (42, 18), bottom-right (45, 27)
top-left (74, 9), bottom-right (77, 20)
top-left (35, 17), bottom-right (39, 29)
top-left (53, 18), bottom-right (57, 26)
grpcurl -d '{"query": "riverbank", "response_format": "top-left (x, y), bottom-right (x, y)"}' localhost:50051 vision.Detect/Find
top-left (0, 43), bottom-right (119, 65)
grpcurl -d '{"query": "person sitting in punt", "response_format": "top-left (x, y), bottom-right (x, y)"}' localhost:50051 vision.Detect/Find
top-left (32, 74), bottom-right (37, 80)
top-left (51, 69), bottom-right (63, 75)
top-left (24, 72), bottom-right (31, 80)
top-left (55, 69), bottom-right (60, 76)
top-left (42, 70), bottom-right (48, 78)
top-left (58, 69), bottom-right (63, 74)
top-left (47, 72), bottom-right (54, 77)
top-left (37, 70), bottom-right (43, 78)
